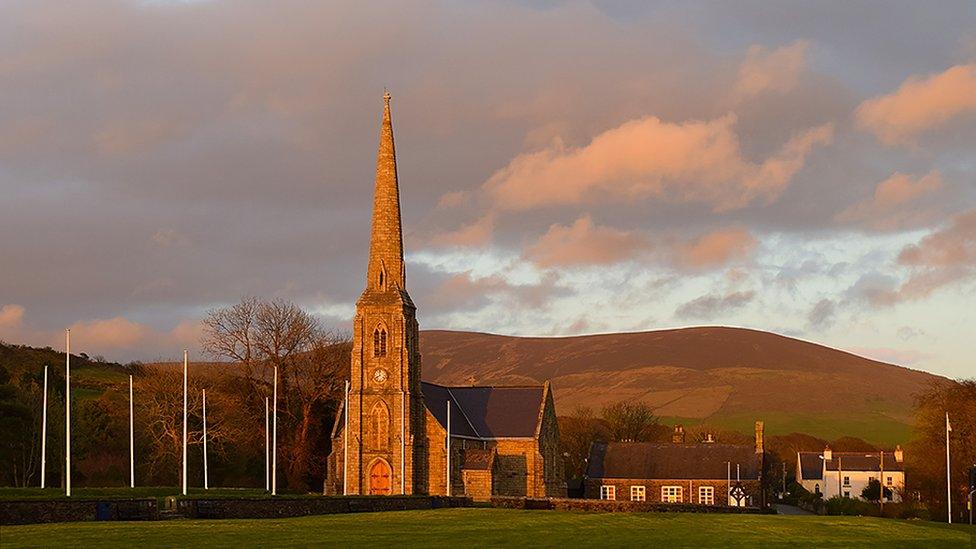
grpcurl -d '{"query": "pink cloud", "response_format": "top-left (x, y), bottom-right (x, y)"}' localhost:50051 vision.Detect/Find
top-left (524, 215), bottom-right (648, 267)
top-left (0, 303), bottom-right (204, 360)
top-left (673, 228), bottom-right (758, 269)
top-left (734, 40), bottom-right (809, 100)
top-left (430, 214), bottom-right (495, 247)
top-left (856, 63), bottom-right (976, 145)
top-left (836, 170), bottom-right (944, 230)
top-left (485, 114), bottom-right (832, 212)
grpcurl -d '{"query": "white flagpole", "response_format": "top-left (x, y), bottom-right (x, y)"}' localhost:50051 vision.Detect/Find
top-left (272, 365), bottom-right (278, 496)
top-left (65, 329), bottom-right (71, 497)
top-left (129, 374), bottom-right (134, 488)
top-left (41, 365), bottom-right (48, 489)
top-left (727, 462), bottom-right (731, 505)
top-left (446, 400), bottom-right (451, 497)
top-left (265, 396), bottom-right (270, 492)
top-left (343, 380), bottom-right (349, 496)
top-left (946, 412), bottom-right (952, 524)
top-left (182, 349), bottom-right (188, 496)
top-left (203, 389), bottom-right (208, 490)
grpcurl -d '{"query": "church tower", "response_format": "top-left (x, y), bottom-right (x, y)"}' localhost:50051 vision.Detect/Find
top-left (345, 92), bottom-right (426, 495)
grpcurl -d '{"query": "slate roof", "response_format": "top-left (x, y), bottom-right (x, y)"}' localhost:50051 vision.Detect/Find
top-left (586, 442), bottom-right (761, 480)
top-left (421, 381), bottom-right (545, 439)
top-left (798, 451), bottom-right (904, 480)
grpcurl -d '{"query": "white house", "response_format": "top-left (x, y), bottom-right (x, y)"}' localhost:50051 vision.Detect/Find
top-left (796, 446), bottom-right (905, 502)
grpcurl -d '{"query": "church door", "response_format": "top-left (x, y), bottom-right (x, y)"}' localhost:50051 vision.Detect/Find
top-left (369, 460), bottom-right (392, 495)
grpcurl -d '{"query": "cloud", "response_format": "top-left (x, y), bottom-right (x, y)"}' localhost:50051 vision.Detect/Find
top-left (524, 215), bottom-right (648, 267)
top-left (672, 228), bottom-right (757, 269)
top-left (430, 214), bottom-right (495, 248)
top-left (807, 298), bottom-right (836, 330)
top-left (850, 209), bottom-right (976, 305)
top-left (856, 63), bottom-right (976, 145)
top-left (836, 171), bottom-right (944, 230)
top-left (485, 115), bottom-right (833, 213)
top-left (0, 304), bottom-right (26, 332)
top-left (0, 303), bottom-right (203, 360)
top-left (423, 270), bottom-right (565, 313)
top-left (734, 40), bottom-right (809, 100)
top-left (895, 207), bottom-right (976, 298)
top-left (674, 290), bottom-right (755, 319)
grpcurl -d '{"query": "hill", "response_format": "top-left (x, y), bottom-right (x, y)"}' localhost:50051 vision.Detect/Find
top-left (418, 327), bottom-right (947, 445)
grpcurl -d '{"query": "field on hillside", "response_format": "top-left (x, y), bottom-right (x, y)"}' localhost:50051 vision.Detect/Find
top-left (2, 509), bottom-right (972, 548)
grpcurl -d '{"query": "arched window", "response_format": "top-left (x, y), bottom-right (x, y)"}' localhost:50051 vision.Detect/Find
top-left (373, 326), bottom-right (387, 357)
top-left (369, 401), bottom-right (390, 450)
top-left (814, 483), bottom-right (820, 495)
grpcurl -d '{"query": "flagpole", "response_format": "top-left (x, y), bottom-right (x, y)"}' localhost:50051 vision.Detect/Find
top-left (65, 329), bottom-right (71, 498)
top-left (343, 380), bottom-right (349, 496)
top-left (41, 365), bottom-right (48, 489)
top-left (446, 400), bottom-right (451, 497)
top-left (182, 349), bottom-right (188, 496)
top-left (946, 412), bottom-right (952, 524)
top-left (203, 389), bottom-right (208, 490)
top-left (265, 396), bottom-right (270, 492)
top-left (129, 374), bottom-right (134, 488)
top-left (272, 365), bottom-right (278, 496)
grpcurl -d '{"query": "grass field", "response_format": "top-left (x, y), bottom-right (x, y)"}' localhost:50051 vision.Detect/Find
top-left (1, 509), bottom-right (972, 548)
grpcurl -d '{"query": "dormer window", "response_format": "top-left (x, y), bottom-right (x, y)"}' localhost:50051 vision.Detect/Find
top-left (373, 326), bottom-right (387, 357)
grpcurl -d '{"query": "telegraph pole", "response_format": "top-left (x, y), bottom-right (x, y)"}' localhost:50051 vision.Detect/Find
top-left (41, 365), bottom-right (48, 489)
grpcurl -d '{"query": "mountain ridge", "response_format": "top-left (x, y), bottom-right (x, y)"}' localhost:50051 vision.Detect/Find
top-left (418, 326), bottom-right (947, 444)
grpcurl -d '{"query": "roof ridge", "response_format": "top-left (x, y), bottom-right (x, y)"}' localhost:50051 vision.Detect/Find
top-left (444, 386), bottom-right (482, 438)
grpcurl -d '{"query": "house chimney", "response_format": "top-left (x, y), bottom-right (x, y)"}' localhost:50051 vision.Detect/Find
top-left (823, 446), bottom-right (832, 461)
top-left (755, 421), bottom-right (764, 454)
top-left (705, 433), bottom-right (715, 444)
top-left (672, 425), bottom-right (685, 444)
top-left (894, 445), bottom-right (903, 463)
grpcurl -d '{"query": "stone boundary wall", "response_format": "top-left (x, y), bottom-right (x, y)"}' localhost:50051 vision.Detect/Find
top-left (0, 498), bottom-right (158, 525)
top-left (178, 495), bottom-right (470, 520)
top-left (2, 496), bottom-right (469, 525)
top-left (491, 497), bottom-right (769, 514)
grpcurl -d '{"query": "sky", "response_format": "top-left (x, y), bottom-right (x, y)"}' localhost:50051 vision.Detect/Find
top-left (1, 1), bottom-right (974, 379)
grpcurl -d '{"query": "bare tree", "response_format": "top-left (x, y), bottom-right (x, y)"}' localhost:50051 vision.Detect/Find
top-left (201, 297), bottom-right (349, 491)
top-left (601, 401), bottom-right (664, 443)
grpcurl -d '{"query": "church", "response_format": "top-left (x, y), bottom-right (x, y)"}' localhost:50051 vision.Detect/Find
top-left (325, 93), bottom-right (565, 499)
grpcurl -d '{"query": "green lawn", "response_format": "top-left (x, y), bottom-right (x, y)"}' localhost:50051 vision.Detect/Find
top-left (2, 509), bottom-right (972, 548)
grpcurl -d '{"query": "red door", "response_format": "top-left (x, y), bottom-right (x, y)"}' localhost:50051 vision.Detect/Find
top-left (369, 460), bottom-right (392, 495)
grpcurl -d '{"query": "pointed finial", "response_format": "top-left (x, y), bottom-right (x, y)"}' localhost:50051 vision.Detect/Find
top-left (383, 89), bottom-right (391, 104)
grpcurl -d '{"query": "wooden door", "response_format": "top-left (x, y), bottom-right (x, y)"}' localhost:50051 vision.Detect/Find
top-left (369, 460), bottom-right (392, 495)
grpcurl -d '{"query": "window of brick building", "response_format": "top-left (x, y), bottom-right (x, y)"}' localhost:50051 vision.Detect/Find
top-left (662, 486), bottom-right (682, 503)
top-left (630, 485), bottom-right (646, 502)
top-left (373, 326), bottom-right (387, 357)
top-left (886, 476), bottom-right (893, 486)
top-left (699, 486), bottom-right (714, 505)
top-left (600, 485), bottom-right (615, 500)
top-left (844, 490), bottom-right (850, 498)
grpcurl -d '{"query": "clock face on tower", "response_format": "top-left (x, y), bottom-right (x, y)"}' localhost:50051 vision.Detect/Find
top-left (372, 368), bottom-right (388, 384)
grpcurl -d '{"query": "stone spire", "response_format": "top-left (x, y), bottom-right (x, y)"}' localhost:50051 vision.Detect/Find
top-left (365, 91), bottom-right (405, 292)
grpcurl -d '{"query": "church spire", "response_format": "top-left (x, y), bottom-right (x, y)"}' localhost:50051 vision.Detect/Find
top-left (366, 91), bottom-right (406, 292)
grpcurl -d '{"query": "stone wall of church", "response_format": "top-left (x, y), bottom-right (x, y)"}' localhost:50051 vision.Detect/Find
top-left (462, 470), bottom-right (492, 501)
top-left (536, 387), bottom-right (567, 498)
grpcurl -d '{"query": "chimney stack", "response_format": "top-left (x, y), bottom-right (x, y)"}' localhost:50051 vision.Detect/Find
top-left (894, 445), bottom-right (904, 463)
top-left (823, 446), bottom-right (832, 462)
top-left (755, 421), bottom-right (764, 454)
top-left (672, 425), bottom-right (685, 444)
top-left (705, 433), bottom-right (715, 444)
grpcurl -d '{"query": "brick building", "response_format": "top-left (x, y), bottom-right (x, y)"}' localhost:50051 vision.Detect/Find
top-left (584, 423), bottom-right (767, 507)
top-left (324, 93), bottom-right (564, 499)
